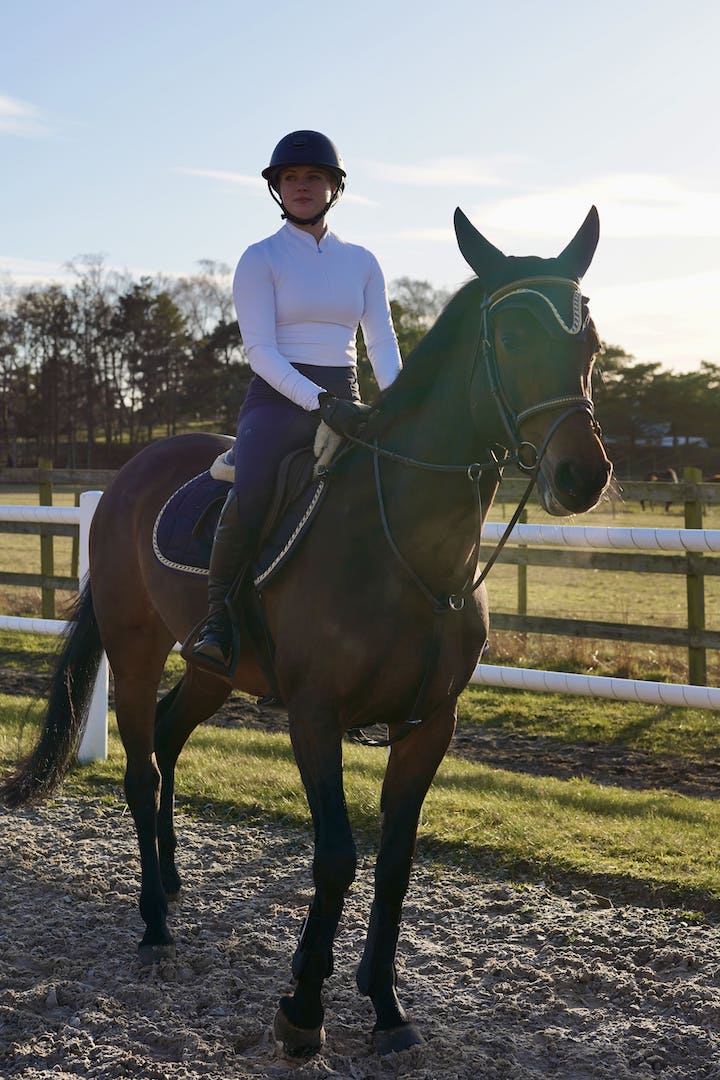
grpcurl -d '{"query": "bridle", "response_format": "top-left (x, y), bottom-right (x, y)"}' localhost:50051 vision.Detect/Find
top-left (324, 275), bottom-right (600, 614)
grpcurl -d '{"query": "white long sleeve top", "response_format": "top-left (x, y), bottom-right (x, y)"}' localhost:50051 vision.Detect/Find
top-left (232, 222), bottom-right (402, 411)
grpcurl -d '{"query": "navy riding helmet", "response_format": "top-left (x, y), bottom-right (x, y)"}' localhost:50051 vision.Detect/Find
top-left (262, 130), bottom-right (346, 226)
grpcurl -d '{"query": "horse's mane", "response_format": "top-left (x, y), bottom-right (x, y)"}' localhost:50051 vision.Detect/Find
top-left (368, 278), bottom-right (480, 434)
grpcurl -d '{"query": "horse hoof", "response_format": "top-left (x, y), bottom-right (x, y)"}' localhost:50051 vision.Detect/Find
top-left (138, 941), bottom-right (176, 966)
top-left (371, 1022), bottom-right (424, 1055)
top-left (272, 1007), bottom-right (326, 1058)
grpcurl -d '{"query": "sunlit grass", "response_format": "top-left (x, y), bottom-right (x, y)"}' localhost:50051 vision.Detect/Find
top-left (0, 630), bottom-right (65, 673)
top-left (2, 698), bottom-right (719, 908)
top-left (458, 684), bottom-right (720, 759)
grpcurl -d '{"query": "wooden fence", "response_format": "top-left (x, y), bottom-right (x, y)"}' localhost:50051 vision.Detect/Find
top-left (0, 464), bottom-right (118, 617)
top-left (2, 466), bottom-right (720, 684)
top-left (485, 469), bottom-right (719, 684)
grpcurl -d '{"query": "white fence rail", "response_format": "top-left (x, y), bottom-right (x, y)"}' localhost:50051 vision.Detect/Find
top-left (2, 503), bottom-right (720, 768)
top-left (470, 663), bottom-right (720, 710)
top-left (482, 521), bottom-right (720, 554)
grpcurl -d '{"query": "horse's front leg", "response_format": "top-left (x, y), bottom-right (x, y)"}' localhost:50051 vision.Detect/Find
top-left (273, 705), bottom-right (357, 1057)
top-left (357, 703), bottom-right (456, 1054)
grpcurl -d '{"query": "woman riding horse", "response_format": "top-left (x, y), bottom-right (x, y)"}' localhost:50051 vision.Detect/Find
top-left (1, 200), bottom-right (612, 1057)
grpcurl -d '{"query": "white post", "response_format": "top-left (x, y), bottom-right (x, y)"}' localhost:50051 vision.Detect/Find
top-left (77, 491), bottom-right (108, 764)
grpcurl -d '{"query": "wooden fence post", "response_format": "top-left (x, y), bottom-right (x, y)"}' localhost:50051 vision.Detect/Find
top-left (517, 508), bottom-right (528, 619)
top-left (71, 491), bottom-right (80, 580)
top-left (684, 466), bottom-right (706, 685)
top-left (38, 457), bottom-right (55, 620)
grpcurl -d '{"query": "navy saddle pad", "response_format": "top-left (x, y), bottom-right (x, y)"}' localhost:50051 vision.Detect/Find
top-left (153, 471), bottom-right (228, 577)
top-left (153, 455), bottom-right (328, 587)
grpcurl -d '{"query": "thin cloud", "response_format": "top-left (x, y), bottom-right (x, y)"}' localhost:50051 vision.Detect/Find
top-left (0, 94), bottom-right (50, 137)
top-left (474, 175), bottom-right (720, 239)
top-left (175, 167), bottom-right (377, 205)
top-left (176, 167), bottom-right (266, 190)
top-left (336, 191), bottom-right (378, 208)
top-left (362, 156), bottom-right (519, 187)
top-left (0, 254), bottom-right (224, 289)
top-left (376, 227), bottom-right (455, 244)
top-left (593, 268), bottom-right (720, 368)
top-left (0, 255), bottom-right (74, 285)
top-left (595, 268), bottom-right (720, 321)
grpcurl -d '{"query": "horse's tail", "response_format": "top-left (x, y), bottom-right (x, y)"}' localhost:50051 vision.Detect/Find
top-left (0, 583), bottom-right (104, 808)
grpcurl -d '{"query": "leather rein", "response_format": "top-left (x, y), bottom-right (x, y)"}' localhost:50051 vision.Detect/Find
top-left (339, 275), bottom-right (598, 615)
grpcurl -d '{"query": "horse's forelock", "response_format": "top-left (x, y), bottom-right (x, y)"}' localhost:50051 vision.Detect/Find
top-left (493, 254), bottom-right (573, 290)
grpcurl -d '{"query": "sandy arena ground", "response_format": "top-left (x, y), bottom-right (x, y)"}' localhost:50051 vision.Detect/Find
top-left (3, 787), bottom-right (720, 1080)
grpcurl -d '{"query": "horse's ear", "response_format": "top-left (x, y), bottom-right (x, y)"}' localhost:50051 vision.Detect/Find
top-left (557, 206), bottom-right (600, 280)
top-left (454, 207), bottom-right (507, 284)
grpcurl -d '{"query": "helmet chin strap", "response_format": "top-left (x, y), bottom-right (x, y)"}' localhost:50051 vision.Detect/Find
top-left (267, 182), bottom-right (342, 227)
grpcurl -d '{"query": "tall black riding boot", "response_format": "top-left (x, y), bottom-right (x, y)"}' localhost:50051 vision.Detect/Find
top-left (191, 491), bottom-right (255, 674)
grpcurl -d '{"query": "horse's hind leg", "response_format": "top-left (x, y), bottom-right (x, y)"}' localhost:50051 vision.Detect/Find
top-left (107, 622), bottom-right (177, 963)
top-left (273, 706), bottom-right (357, 1057)
top-left (357, 704), bottom-right (456, 1054)
top-left (154, 665), bottom-right (231, 897)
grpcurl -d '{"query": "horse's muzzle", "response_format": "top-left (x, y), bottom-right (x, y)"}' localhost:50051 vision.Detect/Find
top-left (538, 456), bottom-right (613, 516)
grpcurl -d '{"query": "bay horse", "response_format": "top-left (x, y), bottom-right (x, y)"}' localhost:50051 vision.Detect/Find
top-left (1, 208), bottom-right (612, 1056)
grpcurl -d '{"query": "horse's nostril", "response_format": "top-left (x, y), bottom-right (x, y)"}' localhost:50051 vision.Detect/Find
top-left (553, 460), bottom-right (610, 506)
top-left (555, 462), bottom-right (577, 497)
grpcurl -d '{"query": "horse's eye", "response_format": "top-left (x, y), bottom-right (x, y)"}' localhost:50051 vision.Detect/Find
top-left (500, 333), bottom-right (522, 353)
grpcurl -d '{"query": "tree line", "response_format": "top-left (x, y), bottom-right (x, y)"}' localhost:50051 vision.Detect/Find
top-left (0, 259), bottom-right (449, 467)
top-left (593, 347), bottom-right (720, 460)
top-left (1, 257), bottom-right (718, 471)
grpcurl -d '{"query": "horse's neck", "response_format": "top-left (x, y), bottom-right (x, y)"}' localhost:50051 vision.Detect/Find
top-left (384, 325), bottom-right (505, 481)
top-left (372, 346), bottom-right (501, 592)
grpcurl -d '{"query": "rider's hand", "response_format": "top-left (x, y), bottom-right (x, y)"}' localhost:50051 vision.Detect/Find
top-left (316, 393), bottom-right (372, 438)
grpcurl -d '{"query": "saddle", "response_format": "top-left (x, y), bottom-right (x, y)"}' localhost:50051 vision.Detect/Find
top-left (157, 442), bottom-right (332, 699)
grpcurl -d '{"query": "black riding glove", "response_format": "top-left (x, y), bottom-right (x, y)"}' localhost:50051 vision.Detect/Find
top-left (316, 393), bottom-right (372, 438)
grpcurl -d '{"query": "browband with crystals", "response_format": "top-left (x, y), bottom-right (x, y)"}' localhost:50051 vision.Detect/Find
top-left (487, 276), bottom-right (588, 336)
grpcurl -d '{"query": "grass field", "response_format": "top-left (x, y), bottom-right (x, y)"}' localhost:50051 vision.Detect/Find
top-left (2, 687), bottom-right (720, 912)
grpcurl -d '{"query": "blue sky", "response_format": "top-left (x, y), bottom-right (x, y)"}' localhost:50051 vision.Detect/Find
top-left (1, 0), bottom-right (718, 372)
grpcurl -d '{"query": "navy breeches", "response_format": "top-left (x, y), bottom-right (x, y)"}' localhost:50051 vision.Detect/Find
top-left (233, 364), bottom-right (360, 534)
